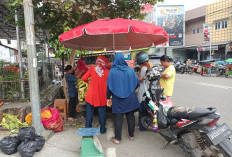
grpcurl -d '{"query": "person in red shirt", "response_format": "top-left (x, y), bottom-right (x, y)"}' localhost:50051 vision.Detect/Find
top-left (75, 59), bottom-right (89, 79)
top-left (82, 55), bottom-right (109, 134)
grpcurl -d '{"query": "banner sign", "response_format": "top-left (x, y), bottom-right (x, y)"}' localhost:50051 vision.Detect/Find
top-left (156, 5), bottom-right (184, 46)
top-left (197, 46), bottom-right (218, 52)
top-left (203, 24), bottom-right (210, 41)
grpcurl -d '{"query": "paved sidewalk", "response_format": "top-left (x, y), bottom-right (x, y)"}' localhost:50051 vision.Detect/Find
top-left (0, 113), bottom-right (185, 157)
top-left (0, 127), bottom-right (81, 157)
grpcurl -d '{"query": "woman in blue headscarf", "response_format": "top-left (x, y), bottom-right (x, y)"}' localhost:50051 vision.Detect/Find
top-left (107, 53), bottom-right (140, 144)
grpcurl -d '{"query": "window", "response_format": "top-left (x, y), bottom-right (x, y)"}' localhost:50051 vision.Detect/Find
top-left (197, 28), bottom-right (199, 34)
top-left (217, 22), bottom-right (220, 29)
top-left (222, 21), bottom-right (225, 29)
top-left (193, 29), bottom-right (195, 34)
top-left (215, 20), bottom-right (228, 30)
top-left (225, 20), bottom-right (227, 28)
top-left (7, 40), bottom-right (11, 44)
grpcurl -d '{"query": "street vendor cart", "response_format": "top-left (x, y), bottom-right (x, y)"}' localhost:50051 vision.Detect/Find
top-left (199, 59), bottom-right (216, 76)
top-left (58, 18), bottom-right (169, 156)
top-left (225, 58), bottom-right (232, 78)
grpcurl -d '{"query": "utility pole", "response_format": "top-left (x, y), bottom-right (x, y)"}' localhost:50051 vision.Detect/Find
top-left (43, 43), bottom-right (48, 84)
top-left (209, 24), bottom-right (212, 60)
top-left (23, 0), bottom-right (45, 134)
top-left (15, 10), bottom-right (25, 99)
top-left (46, 42), bottom-right (50, 64)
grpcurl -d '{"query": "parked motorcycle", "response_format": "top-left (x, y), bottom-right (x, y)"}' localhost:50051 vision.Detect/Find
top-left (192, 63), bottom-right (201, 74)
top-left (141, 67), bottom-right (232, 157)
top-left (174, 62), bottom-right (184, 74)
top-left (216, 64), bottom-right (226, 77)
top-left (174, 63), bottom-right (193, 74)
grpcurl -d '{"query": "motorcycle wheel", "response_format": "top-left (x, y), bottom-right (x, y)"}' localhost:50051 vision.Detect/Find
top-left (141, 116), bottom-right (157, 132)
top-left (178, 131), bottom-right (228, 157)
top-left (216, 71), bottom-right (221, 77)
top-left (189, 69), bottom-right (193, 75)
top-left (178, 132), bottom-right (202, 157)
top-left (180, 68), bottom-right (185, 74)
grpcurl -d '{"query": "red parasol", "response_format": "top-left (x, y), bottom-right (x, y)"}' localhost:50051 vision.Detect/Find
top-left (59, 18), bottom-right (168, 51)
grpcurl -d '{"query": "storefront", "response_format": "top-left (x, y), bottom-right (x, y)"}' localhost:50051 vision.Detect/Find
top-left (198, 44), bottom-right (226, 61)
top-left (226, 42), bottom-right (232, 59)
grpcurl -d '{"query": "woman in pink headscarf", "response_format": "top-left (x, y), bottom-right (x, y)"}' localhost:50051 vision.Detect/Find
top-left (82, 55), bottom-right (109, 134)
top-left (75, 59), bottom-right (89, 79)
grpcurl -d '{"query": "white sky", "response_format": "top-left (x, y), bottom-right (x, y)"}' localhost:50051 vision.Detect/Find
top-left (158, 0), bottom-right (220, 11)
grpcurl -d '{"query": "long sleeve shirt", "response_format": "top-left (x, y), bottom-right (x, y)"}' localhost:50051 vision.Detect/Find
top-left (82, 67), bottom-right (109, 107)
top-left (65, 74), bottom-right (77, 98)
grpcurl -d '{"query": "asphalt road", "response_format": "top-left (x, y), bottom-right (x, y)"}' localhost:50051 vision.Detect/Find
top-left (101, 73), bottom-right (232, 157)
top-left (172, 73), bottom-right (232, 128)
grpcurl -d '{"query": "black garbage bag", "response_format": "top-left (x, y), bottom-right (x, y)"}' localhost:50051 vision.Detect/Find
top-left (17, 141), bottom-right (37, 157)
top-left (34, 135), bottom-right (45, 152)
top-left (157, 105), bottom-right (169, 129)
top-left (18, 127), bottom-right (35, 141)
top-left (0, 136), bottom-right (20, 155)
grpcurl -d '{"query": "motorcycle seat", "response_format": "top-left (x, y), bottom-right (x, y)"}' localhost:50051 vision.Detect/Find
top-left (167, 106), bottom-right (216, 120)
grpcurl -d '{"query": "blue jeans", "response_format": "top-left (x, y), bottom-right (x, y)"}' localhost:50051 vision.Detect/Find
top-left (139, 101), bottom-right (146, 131)
top-left (85, 102), bottom-right (106, 134)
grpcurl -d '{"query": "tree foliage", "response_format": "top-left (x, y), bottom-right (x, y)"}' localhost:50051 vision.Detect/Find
top-left (3, 0), bottom-right (163, 58)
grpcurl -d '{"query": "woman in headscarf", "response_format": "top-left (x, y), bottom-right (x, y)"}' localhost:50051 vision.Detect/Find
top-left (107, 53), bottom-right (140, 144)
top-left (82, 55), bottom-right (109, 134)
top-left (75, 59), bottom-right (89, 79)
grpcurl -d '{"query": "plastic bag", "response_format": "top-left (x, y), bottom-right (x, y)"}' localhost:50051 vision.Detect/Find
top-left (25, 109), bottom-right (52, 123)
top-left (17, 141), bottom-right (37, 157)
top-left (41, 110), bottom-right (52, 119)
top-left (34, 135), bottom-right (45, 152)
top-left (53, 117), bottom-right (63, 132)
top-left (157, 105), bottom-right (169, 129)
top-left (0, 136), bottom-right (20, 155)
top-left (41, 108), bottom-right (63, 132)
top-left (25, 113), bottom-right (32, 123)
top-left (18, 127), bottom-right (35, 141)
top-left (161, 100), bottom-right (174, 116)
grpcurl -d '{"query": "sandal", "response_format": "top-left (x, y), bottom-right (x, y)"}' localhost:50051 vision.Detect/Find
top-left (110, 137), bottom-right (120, 144)
top-left (128, 136), bottom-right (134, 140)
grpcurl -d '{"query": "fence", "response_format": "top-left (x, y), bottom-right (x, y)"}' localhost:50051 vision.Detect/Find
top-left (0, 61), bottom-right (55, 101)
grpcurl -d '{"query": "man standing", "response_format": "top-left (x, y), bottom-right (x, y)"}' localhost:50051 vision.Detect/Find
top-left (65, 65), bottom-right (77, 121)
top-left (136, 52), bottom-right (150, 131)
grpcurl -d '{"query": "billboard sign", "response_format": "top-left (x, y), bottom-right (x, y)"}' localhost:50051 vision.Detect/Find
top-left (156, 5), bottom-right (184, 46)
top-left (203, 24), bottom-right (210, 42)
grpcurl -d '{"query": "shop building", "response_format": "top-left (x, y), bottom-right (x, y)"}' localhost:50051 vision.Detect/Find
top-left (205, 0), bottom-right (232, 60)
top-left (167, 0), bottom-right (232, 61)
top-left (170, 6), bottom-right (206, 62)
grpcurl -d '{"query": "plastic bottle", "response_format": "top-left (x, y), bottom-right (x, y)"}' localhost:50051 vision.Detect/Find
top-left (152, 105), bottom-right (159, 130)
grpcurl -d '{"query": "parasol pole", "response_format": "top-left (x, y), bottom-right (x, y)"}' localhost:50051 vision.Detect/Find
top-left (113, 33), bottom-right (115, 52)
top-left (69, 49), bottom-right (76, 66)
